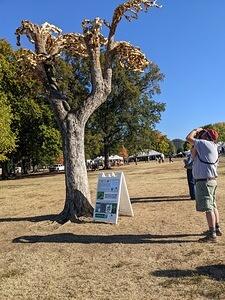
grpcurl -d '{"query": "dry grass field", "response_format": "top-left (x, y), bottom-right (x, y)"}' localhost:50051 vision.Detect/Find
top-left (1, 158), bottom-right (225, 300)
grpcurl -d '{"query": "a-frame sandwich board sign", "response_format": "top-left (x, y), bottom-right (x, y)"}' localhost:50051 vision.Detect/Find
top-left (93, 172), bottom-right (134, 224)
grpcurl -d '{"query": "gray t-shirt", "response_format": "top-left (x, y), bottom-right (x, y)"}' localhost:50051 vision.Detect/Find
top-left (192, 139), bottom-right (218, 179)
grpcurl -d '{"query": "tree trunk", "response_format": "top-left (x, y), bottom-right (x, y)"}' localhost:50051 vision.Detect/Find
top-left (57, 114), bottom-right (94, 223)
top-left (21, 158), bottom-right (29, 174)
top-left (1, 161), bottom-right (9, 179)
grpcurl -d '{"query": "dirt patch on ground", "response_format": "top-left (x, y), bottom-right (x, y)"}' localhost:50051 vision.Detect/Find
top-left (1, 158), bottom-right (225, 300)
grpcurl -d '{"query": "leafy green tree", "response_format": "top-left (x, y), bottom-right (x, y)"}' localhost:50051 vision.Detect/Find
top-left (10, 94), bottom-right (62, 173)
top-left (87, 62), bottom-right (165, 167)
top-left (151, 131), bottom-right (172, 155)
top-left (85, 131), bottom-right (103, 160)
top-left (167, 140), bottom-right (176, 156)
top-left (124, 127), bottom-right (153, 155)
top-left (0, 39), bottom-right (62, 175)
top-left (39, 125), bottom-right (62, 165)
top-left (0, 92), bottom-right (16, 161)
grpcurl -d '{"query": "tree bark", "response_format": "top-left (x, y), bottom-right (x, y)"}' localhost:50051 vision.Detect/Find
top-left (56, 113), bottom-right (94, 223)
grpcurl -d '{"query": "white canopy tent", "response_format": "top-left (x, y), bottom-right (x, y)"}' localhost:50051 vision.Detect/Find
top-left (145, 150), bottom-right (162, 157)
top-left (130, 150), bottom-right (162, 159)
top-left (93, 155), bottom-right (123, 162)
top-left (109, 155), bottom-right (123, 161)
top-left (92, 155), bottom-right (124, 167)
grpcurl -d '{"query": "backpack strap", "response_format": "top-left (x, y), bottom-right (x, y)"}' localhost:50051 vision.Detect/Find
top-left (198, 156), bottom-right (218, 165)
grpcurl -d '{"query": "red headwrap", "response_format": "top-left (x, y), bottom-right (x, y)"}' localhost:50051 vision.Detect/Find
top-left (206, 129), bottom-right (219, 141)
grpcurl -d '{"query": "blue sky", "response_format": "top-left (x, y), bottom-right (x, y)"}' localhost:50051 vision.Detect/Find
top-left (1, 0), bottom-right (225, 140)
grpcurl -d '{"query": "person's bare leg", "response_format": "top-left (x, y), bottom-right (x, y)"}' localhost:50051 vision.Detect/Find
top-left (214, 208), bottom-right (219, 224)
top-left (214, 208), bottom-right (222, 235)
top-left (206, 211), bottom-right (216, 229)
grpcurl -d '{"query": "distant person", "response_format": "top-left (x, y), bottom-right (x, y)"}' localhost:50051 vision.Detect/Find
top-left (186, 127), bottom-right (222, 243)
top-left (134, 156), bottom-right (138, 165)
top-left (161, 153), bottom-right (165, 163)
top-left (183, 150), bottom-right (195, 200)
top-left (168, 154), bottom-right (173, 163)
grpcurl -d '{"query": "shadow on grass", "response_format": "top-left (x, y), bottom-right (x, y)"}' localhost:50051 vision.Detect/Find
top-left (0, 195), bottom-right (192, 223)
top-left (152, 264), bottom-right (225, 281)
top-left (0, 214), bottom-right (58, 223)
top-left (12, 232), bottom-right (203, 244)
top-left (131, 195), bottom-right (192, 203)
top-left (0, 171), bottom-right (64, 181)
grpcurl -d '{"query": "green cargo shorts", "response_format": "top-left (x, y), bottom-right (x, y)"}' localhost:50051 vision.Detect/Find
top-left (195, 179), bottom-right (217, 212)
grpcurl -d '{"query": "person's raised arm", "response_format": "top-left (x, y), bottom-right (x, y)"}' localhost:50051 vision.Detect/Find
top-left (186, 127), bottom-right (203, 145)
top-left (191, 146), bottom-right (197, 159)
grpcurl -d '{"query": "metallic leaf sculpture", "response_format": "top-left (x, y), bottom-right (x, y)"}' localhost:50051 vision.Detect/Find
top-left (112, 0), bottom-right (161, 25)
top-left (112, 41), bottom-right (149, 71)
top-left (16, 21), bottom-right (88, 66)
top-left (15, 0), bottom-right (161, 71)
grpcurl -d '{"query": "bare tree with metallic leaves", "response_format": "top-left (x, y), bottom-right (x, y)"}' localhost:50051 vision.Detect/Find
top-left (15, 0), bottom-right (161, 223)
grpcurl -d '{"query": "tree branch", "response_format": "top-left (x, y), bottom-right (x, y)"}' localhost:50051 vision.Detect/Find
top-left (104, 1), bottom-right (161, 85)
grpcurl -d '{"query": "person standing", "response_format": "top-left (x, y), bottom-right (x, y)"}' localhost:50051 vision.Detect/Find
top-left (186, 127), bottom-right (222, 243)
top-left (183, 151), bottom-right (195, 200)
top-left (168, 154), bottom-right (173, 163)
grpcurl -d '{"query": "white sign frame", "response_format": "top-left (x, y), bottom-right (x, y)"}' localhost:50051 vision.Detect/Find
top-left (93, 172), bottom-right (134, 224)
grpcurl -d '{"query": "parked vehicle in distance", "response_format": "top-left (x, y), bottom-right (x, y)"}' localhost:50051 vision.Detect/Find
top-left (49, 164), bottom-right (65, 172)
